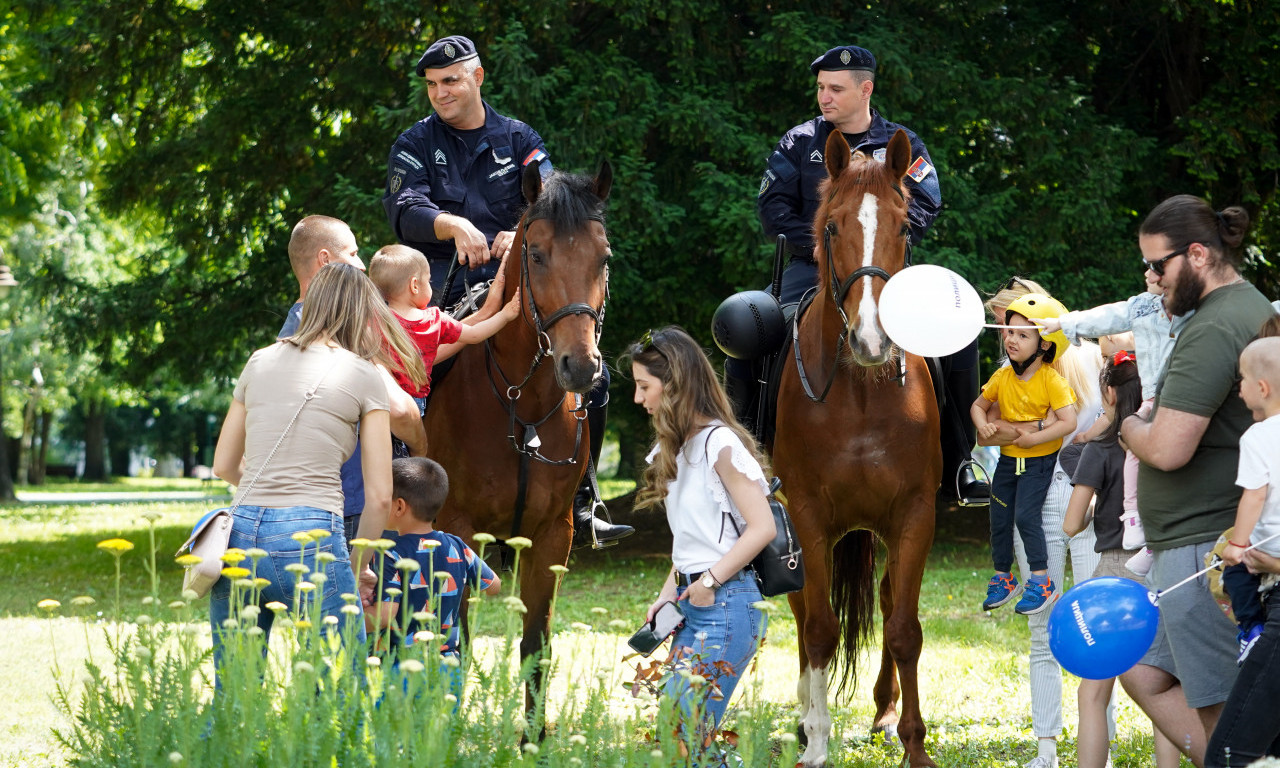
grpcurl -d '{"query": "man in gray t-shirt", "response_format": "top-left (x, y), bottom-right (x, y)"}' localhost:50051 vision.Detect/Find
top-left (1119, 196), bottom-right (1274, 764)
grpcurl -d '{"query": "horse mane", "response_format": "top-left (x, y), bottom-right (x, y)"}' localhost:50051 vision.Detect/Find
top-left (525, 170), bottom-right (606, 234)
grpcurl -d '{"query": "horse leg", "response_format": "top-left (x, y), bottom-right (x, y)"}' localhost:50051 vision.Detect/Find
top-left (881, 506), bottom-right (937, 768)
top-left (517, 535), bottom-right (568, 742)
top-left (797, 541), bottom-right (839, 768)
top-left (871, 569), bottom-right (901, 744)
top-left (789, 588), bottom-right (811, 745)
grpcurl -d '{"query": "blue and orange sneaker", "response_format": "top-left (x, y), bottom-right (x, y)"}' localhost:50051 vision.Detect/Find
top-left (1015, 577), bottom-right (1058, 615)
top-left (982, 572), bottom-right (1020, 611)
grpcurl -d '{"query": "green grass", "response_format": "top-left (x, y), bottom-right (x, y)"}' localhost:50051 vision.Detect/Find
top-left (20, 476), bottom-right (223, 495)
top-left (0, 492), bottom-right (1189, 767)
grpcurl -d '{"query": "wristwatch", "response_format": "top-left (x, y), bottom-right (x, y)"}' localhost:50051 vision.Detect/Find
top-left (700, 572), bottom-right (717, 590)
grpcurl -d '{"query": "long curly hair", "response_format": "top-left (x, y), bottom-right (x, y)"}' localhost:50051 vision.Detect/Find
top-left (620, 325), bottom-right (768, 511)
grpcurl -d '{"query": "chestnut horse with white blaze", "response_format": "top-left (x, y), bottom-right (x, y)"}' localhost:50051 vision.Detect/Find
top-left (424, 159), bottom-right (612, 719)
top-left (772, 129), bottom-right (941, 767)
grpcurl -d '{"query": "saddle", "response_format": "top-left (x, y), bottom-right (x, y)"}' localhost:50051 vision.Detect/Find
top-left (748, 296), bottom-right (946, 448)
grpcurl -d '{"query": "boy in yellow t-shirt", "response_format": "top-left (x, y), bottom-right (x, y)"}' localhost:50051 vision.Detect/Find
top-left (971, 293), bottom-right (1078, 615)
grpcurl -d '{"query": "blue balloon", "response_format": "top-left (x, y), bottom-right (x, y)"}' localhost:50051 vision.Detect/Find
top-left (1048, 577), bottom-right (1159, 680)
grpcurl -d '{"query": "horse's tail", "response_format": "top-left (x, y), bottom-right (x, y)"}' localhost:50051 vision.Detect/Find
top-left (831, 529), bottom-right (878, 697)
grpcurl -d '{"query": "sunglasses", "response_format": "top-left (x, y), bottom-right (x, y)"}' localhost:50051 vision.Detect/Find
top-left (1000, 276), bottom-right (1035, 293)
top-left (640, 329), bottom-right (667, 358)
top-left (1142, 247), bottom-right (1189, 277)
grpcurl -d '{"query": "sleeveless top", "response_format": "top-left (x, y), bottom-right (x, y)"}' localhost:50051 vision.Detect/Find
top-left (647, 420), bottom-right (769, 573)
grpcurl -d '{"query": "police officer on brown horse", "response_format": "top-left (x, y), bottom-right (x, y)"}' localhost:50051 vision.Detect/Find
top-left (724, 44), bottom-right (986, 505)
top-left (383, 34), bottom-right (632, 547)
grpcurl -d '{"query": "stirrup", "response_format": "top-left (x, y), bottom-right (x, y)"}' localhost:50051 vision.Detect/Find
top-left (588, 498), bottom-right (619, 550)
top-left (955, 458), bottom-right (991, 508)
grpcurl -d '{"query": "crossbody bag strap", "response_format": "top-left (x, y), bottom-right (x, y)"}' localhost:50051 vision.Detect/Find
top-left (233, 368), bottom-right (330, 512)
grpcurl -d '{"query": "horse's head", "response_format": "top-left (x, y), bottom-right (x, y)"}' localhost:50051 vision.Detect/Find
top-left (515, 159), bottom-right (612, 393)
top-left (815, 128), bottom-right (914, 367)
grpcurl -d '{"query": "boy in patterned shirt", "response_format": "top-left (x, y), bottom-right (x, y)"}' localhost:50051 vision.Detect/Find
top-left (367, 457), bottom-right (500, 663)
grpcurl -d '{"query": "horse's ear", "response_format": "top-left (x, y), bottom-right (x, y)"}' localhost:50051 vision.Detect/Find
top-left (886, 129), bottom-right (912, 182)
top-left (523, 159), bottom-right (544, 205)
top-left (824, 131), bottom-right (851, 180)
top-left (592, 158), bottom-right (613, 202)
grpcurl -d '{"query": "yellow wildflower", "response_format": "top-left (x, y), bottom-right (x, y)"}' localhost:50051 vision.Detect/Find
top-left (37, 599), bottom-right (61, 613)
top-left (175, 554), bottom-right (202, 567)
top-left (96, 538), bottom-right (135, 554)
top-left (506, 536), bottom-right (532, 551)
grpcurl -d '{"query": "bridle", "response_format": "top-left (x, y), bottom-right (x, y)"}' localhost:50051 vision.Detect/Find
top-left (793, 177), bottom-right (912, 402)
top-left (485, 212), bottom-right (609, 466)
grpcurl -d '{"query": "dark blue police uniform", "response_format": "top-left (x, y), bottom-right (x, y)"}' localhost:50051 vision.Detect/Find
top-left (383, 102), bottom-right (552, 307)
top-left (757, 109), bottom-right (941, 305)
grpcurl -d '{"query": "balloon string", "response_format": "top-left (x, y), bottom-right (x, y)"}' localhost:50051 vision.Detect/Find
top-left (1154, 529), bottom-right (1280, 603)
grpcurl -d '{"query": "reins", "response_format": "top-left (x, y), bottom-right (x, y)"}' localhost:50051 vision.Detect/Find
top-left (483, 210), bottom-right (608, 542)
top-left (793, 173), bottom-right (911, 403)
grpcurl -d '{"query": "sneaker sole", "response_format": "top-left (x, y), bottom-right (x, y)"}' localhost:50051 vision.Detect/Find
top-left (1015, 591), bottom-right (1059, 615)
top-left (983, 587), bottom-right (1022, 611)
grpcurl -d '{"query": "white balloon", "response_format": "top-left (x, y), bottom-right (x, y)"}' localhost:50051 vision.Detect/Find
top-left (878, 265), bottom-right (984, 357)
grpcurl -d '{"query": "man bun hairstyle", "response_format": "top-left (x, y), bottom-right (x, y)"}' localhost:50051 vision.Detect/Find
top-left (392, 457), bottom-right (450, 523)
top-left (1139, 194), bottom-right (1251, 270)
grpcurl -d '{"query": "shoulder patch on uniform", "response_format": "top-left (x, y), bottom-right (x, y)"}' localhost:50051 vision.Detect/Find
top-left (434, 148), bottom-right (447, 166)
top-left (493, 148), bottom-right (512, 165)
top-left (758, 169), bottom-right (777, 196)
top-left (390, 170), bottom-right (404, 195)
top-left (809, 149), bottom-right (824, 163)
top-left (396, 150), bottom-right (423, 171)
top-left (907, 156), bottom-right (934, 182)
top-left (873, 148), bottom-right (886, 162)
top-left (522, 148), bottom-right (548, 167)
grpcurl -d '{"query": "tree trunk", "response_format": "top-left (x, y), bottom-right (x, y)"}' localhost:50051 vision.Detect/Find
top-left (32, 409), bottom-right (51, 485)
top-left (83, 398), bottom-right (107, 481)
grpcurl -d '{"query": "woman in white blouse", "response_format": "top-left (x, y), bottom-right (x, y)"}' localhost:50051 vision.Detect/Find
top-left (625, 325), bottom-right (775, 743)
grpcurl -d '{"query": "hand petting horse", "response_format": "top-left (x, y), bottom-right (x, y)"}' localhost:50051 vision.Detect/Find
top-left (774, 128), bottom-right (942, 768)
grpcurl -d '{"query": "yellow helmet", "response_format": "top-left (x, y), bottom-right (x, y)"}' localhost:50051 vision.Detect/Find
top-left (1004, 293), bottom-right (1070, 362)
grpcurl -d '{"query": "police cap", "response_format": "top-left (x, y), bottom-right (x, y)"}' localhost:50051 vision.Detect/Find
top-left (416, 35), bottom-right (480, 77)
top-left (809, 45), bottom-right (876, 76)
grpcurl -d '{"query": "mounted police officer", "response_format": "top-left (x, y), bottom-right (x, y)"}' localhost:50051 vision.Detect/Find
top-left (741, 44), bottom-right (987, 505)
top-left (383, 35), bottom-right (632, 547)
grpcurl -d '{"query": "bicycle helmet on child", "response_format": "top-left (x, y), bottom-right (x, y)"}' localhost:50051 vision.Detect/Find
top-left (1004, 293), bottom-right (1070, 363)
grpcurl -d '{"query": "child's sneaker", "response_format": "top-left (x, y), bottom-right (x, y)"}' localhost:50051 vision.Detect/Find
top-left (1120, 509), bottom-right (1146, 549)
top-left (1238, 624), bottom-right (1264, 665)
top-left (1126, 547), bottom-right (1154, 578)
top-left (1015, 577), bottom-right (1058, 615)
top-left (983, 572), bottom-right (1020, 611)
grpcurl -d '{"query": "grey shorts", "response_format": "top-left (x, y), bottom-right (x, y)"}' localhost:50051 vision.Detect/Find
top-left (1092, 548), bottom-right (1139, 580)
top-left (1139, 540), bottom-right (1240, 709)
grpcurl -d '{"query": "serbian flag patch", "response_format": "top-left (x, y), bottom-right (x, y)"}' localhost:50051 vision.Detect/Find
top-left (906, 156), bottom-right (934, 183)
top-left (522, 148), bottom-right (548, 167)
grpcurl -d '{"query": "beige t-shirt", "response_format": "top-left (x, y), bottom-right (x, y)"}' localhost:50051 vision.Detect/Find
top-left (231, 342), bottom-right (388, 515)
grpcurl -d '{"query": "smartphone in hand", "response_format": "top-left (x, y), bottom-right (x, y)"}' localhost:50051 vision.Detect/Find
top-left (627, 601), bottom-right (685, 656)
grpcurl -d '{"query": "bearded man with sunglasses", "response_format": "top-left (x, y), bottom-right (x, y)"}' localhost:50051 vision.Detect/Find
top-left (1117, 195), bottom-right (1274, 767)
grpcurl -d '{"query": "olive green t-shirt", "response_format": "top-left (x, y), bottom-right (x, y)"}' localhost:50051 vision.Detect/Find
top-left (1138, 281), bottom-right (1276, 549)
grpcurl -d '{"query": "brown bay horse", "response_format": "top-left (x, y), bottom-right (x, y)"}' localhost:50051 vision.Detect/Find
top-left (424, 160), bottom-right (612, 719)
top-left (772, 129), bottom-right (941, 767)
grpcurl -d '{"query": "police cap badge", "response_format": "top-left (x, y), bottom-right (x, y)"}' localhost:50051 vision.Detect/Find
top-left (416, 35), bottom-right (479, 77)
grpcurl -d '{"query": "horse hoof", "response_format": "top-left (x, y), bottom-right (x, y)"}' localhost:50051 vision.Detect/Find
top-left (871, 722), bottom-right (899, 746)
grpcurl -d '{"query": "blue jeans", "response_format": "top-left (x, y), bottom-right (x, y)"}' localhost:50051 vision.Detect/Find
top-left (666, 570), bottom-right (767, 730)
top-left (210, 505), bottom-right (365, 676)
top-left (989, 453), bottom-right (1056, 572)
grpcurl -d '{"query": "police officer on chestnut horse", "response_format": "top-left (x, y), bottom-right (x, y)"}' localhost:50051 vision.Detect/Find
top-left (722, 44), bottom-right (986, 507)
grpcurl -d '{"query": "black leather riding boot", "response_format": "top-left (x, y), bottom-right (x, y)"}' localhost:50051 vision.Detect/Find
top-left (572, 397), bottom-right (634, 548)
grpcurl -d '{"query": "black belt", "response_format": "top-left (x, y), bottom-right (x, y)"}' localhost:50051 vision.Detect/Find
top-left (676, 571), bottom-right (708, 588)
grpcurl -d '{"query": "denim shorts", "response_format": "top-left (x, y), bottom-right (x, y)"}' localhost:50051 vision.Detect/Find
top-left (666, 570), bottom-right (767, 729)
top-left (210, 505), bottom-right (364, 671)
